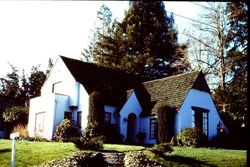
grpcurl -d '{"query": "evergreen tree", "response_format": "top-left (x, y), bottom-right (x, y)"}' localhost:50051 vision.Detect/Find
top-left (0, 64), bottom-right (21, 100)
top-left (82, 4), bottom-right (115, 63)
top-left (215, 2), bottom-right (247, 126)
top-left (89, 1), bottom-right (189, 80)
top-left (28, 66), bottom-right (46, 98)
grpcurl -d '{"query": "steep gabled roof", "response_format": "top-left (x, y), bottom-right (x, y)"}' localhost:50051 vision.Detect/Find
top-left (60, 56), bottom-right (140, 106)
top-left (131, 71), bottom-right (210, 115)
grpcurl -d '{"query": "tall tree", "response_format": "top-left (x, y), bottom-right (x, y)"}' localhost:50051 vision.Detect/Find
top-left (214, 2), bottom-right (247, 128)
top-left (88, 1), bottom-right (189, 80)
top-left (28, 66), bottom-right (46, 98)
top-left (0, 64), bottom-right (21, 100)
top-left (82, 4), bottom-right (115, 63)
top-left (184, 2), bottom-right (230, 112)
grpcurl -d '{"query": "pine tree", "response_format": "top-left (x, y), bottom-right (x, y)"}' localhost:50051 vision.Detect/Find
top-left (92, 1), bottom-right (189, 80)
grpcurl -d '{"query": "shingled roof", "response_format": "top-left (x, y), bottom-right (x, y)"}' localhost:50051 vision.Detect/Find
top-left (131, 71), bottom-right (210, 116)
top-left (60, 56), bottom-right (141, 106)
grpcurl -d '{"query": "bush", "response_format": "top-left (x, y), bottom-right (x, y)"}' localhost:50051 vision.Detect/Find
top-left (38, 151), bottom-right (107, 167)
top-left (156, 104), bottom-right (176, 143)
top-left (147, 143), bottom-right (173, 157)
top-left (3, 106), bottom-right (28, 129)
top-left (53, 119), bottom-right (79, 142)
top-left (12, 124), bottom-right (28, 139)
top-left (73, 136), bottom-right (104, 151)
top-left (26, 135), bottom-right (50, 142)
top-left (177, 128), bottom-right (207, 147)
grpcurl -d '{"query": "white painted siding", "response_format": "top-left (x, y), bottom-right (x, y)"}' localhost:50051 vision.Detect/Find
top-left (178, 88), bottom-right (223, 140)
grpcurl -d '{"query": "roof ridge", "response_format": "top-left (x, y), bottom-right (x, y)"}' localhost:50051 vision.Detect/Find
top-left (142, 71), bottom-right (200, 85)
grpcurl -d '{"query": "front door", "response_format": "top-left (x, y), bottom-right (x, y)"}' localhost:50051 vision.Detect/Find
top-left (127, 113), bottom-right (137, 143)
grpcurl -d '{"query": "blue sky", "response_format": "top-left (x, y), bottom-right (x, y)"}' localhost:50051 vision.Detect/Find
top-left (0, 1), bottom-right (201, 77)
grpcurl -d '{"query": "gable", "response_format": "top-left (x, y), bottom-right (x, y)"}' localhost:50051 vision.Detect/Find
top-left (131, 71), bottom-right (210, 115)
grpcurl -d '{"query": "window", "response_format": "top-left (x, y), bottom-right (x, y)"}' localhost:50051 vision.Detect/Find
top-left (192, 106), bottom-right (209, 136)
top-left (150, 118), bottom-right (157, 139)
top-left (64, 112), bottom-right (72, 120)
top-left (76, 112), bottom-right (82, 128)
top-left (104, 112), bottom-right (111, 125)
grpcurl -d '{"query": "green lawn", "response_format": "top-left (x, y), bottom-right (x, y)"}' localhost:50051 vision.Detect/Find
top-left (0, 139), bottom-right (77, 167)
top-left (145, 146), bottom-right (247, 167)
top-left (0, 139), bottom-right (247, 167)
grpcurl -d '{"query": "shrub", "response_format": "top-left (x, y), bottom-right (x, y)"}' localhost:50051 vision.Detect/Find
top-left (177, 128), bottom-right (207, 147)
top-left (124, 151), bottom-right (161, 167)
top-left (3, 106), bottom-right (28, 129)
top-left (73, 136), bottom-right (104, 151)
top-left (26, 135), bottom-right (50, 142)
top-left (53, 119), bottom-right (79, 142)
top-left (38, 151), bottom-right (107, 167)
top-left (170, 136), bottom-right (177, 146)
top-left (12, 124), bottom-right (28, 139)
top-left (147, 143), bottom-right (173, 157)
top-left (156, 103), bottom-right (176, 143)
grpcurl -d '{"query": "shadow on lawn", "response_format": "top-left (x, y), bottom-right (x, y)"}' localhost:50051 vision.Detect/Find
top-left (0, 148), bottom-right (11, 153)
top-left (161, 155), bottom-right (216, 167)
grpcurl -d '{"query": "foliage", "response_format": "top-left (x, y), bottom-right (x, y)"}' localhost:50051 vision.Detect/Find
top-left (124, 151), bottom-right (161, 167)
top-left (73, 136), bottom-right (104, 151)
top-left (2, 106), bottom-right (28, 129)
top-left (25, 135), bottom-right (50, 142)
top-left (177, 128), bottom-right (207, 147)
top-left (156, 104), bottom-right (176, 143)
top-left (147, 143), bottom-right (173, 157)
top-left (0, 140), bottom-right (246, 166)
top-left (12, 124), bottom-right (29, 139)
top-left (38, 152), bottom-right (108, 167)
top-left (87, 91), bottom-right (104, 137)
top-left (27, 66), bottom-right (46, 98)
top-left (85, 1), bottom-right (189, 80)
top-left (213, 2), bottom-right (247, 149)
top-left (53, 119), bottom-right (79, 142)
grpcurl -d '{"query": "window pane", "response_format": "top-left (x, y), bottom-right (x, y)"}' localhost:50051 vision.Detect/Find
top-left (105, 112), bottom-right (111, 125)
top-left (77, 112), bottom-right (82, 127)
top-left (150, 118), bottom-right (157, 139)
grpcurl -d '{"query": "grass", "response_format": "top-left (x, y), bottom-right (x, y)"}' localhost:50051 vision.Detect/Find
top-left (103, 144), bottom-right (144, 152)
top-left (0, 139), bottom-right (77, 167)
top-left (145, 146), bottom-right (247, 167)
top-left (0, 139), bottom-right (247, 167)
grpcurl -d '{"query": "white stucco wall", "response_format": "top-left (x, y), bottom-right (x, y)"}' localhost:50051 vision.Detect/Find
top-left (104, 105), bottom-right (117, 124)
top-left (28, 57), bottom-right (90, 139)
top-left (119, 91), bottom-right (142, 143)
top-left (41, 57), bottom-right (76, 99)
top-left (78, 84), bottom-right (89, 132)
top-left (28, 94), bottom-right (56, 139)
top-left (177, 88), bottom-right (223, 140)
top-left (139, 116), bottom-right (157, 144)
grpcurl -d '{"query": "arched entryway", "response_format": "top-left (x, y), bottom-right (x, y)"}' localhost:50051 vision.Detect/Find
top-left (127, 113), bottom-right (137, 143)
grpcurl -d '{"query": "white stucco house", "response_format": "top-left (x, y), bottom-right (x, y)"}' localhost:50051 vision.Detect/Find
top-left (28, 56), bottom-right (226, 144)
